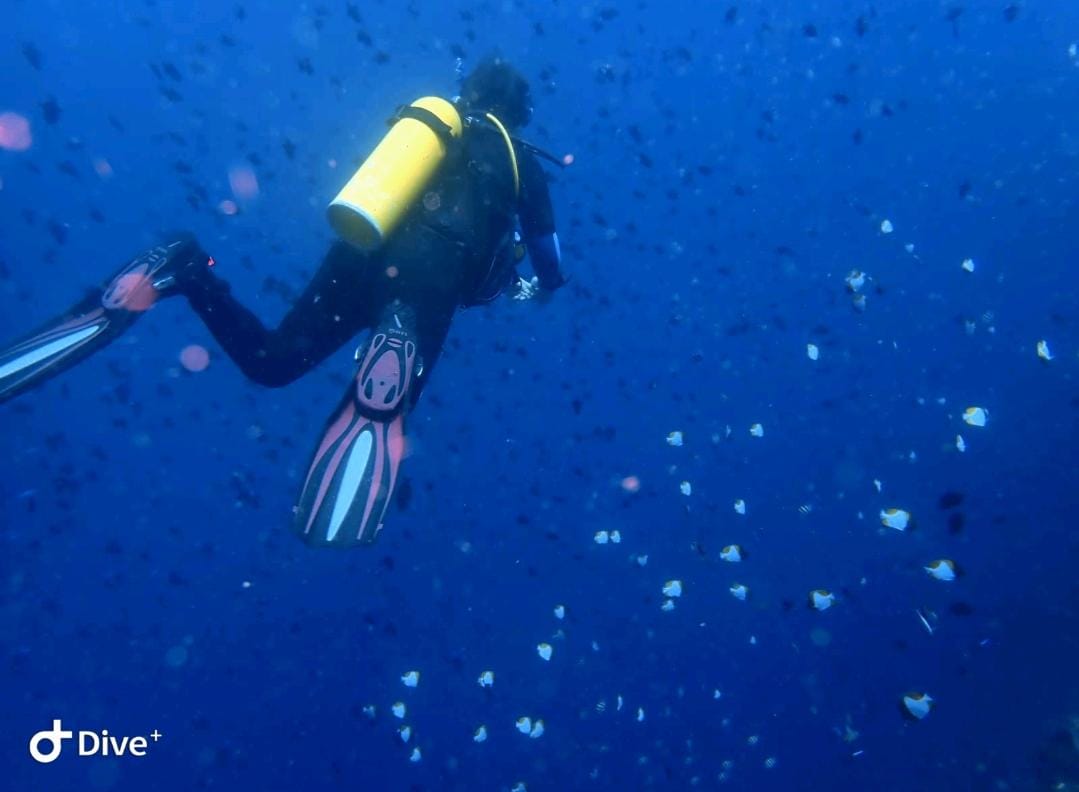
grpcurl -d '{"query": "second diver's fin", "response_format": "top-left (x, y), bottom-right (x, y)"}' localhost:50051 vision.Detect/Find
top-left (0, 235), bottom-right (211, 404)
top-left (293, 303), bottom-right (419, 547)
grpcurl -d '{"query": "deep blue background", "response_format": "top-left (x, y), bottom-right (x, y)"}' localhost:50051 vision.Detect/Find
top-left (2, 1), bottom-right (1079, 789)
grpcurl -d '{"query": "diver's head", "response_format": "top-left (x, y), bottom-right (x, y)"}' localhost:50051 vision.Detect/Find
top-left (458, 56), bottom-right (533, 129)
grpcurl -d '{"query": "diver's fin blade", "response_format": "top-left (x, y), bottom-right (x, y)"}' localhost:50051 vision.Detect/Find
top-left (0, 238), bottom-right (204, 404)
top-left (0, 299), bottom-right (120, 403)
top-left (293, 395), bottom-right (405, 548)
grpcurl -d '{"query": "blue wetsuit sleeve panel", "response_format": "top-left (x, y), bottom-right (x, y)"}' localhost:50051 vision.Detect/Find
top-left (518, 150), bottom-right (566, 290)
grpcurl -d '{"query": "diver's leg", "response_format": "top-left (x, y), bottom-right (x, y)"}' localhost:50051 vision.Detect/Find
top-left (293, 299), bottom-right (429, 547)
top-left (0, 234), bottom-right (211, 404)
top-left (182, 241), bottom-right (374, 387)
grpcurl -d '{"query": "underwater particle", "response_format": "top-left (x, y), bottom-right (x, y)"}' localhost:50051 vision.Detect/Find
top-left (845, 270), bottom-right (866, 292)
top-left (515, 717), bottom-right (532, 735)
top-left (621, 475), bottom-right (641, 493)
top-left (409, 747), bottom-right (421, 762)
top-left (661, 599), bottom-right (676, 612)
top-left (733, 499), bottom-right (746, 515)
top-left (905, 243), bottom-right (916, 253)
top-left (961, 258), bottom-right (975, 273)
top-left (713, 689), bottom-right (723, 699)
top-left (228, 164), bottom-right (259, 201)
top-left (962, 407), bottom-right (988, 427)
top-left (537, 643), bottom-right (553, 661)
top-left (806, 343), bottom-right (820, 361)
top-left (553, 605), bottom-right (565, 620)
top-left (179, 344), bottom-right (210, 372)
top-left (873, 479), bottom-right (883, 493)
top-left (729, 583), bottom-right (749, 601)
top-left (662, 580), bottom-right (683, 598)
top-left (563, 153), bottom-right (575, 166)
top-left (720, 544), bottom-right (742, 563)
top-left (362, 705), bottom-right (376, 718)
top-left (955, 435), bottom-right (967, 453)
top-left (747, 735), bottom-right (759, 746)
top-left (636, 554), bottom-right (649, 567)
top-left (594, 530), bottom-right (610, 544)
top-left (925, 559), bottom-right (958, 581)
top-left (218, 199), bottom-right (238, 215)
top-left (401, 670), bottom-right (420, 688)
top-left (477, 670), bottom-right (495, 688)
top-left (810, 627), bottom-right (832, 647)
top-left (398, 725), bottom-right (411, 743)
top-left (764, 757), bottom-right (777, 769)
top-left (1036, 340), bottom-right (1053, 361)
top-left (680, 481), bottom-right (692, 496)
top-left (617, 695), bottom-right (624, 711)
top-left (666, 430), bottom-right (684, 446)
top-left (511, 784), bottom-right (527, 792)
top-left (93, 158), bottom-right (113, 179)
top-left (809, 589), bottom-right (836, 611)
top-left (473, 725), bottom-right (488, 743)
top-left (529, 720), bottom-right (545, 739)
top-left (637, 707), bottom-right (646, 722)
top-left (902, 692), bottom-right (933, 720)
top-left (880, 508), bottom-right (911, 531)
top-left (851, 293), bottom-right (867, 312)
top-left (749, 423), bottom-right (764, 438)
top-left (164, 645), bottom-right (188, 668)
top-left (609, 530), bottom-right (622, 544)
top-left (880, 219), bottom-right (894, 234)
top-left (392, 702), bottom-right (406, 719)
top-left (0, 111), bottom-right (32, 151)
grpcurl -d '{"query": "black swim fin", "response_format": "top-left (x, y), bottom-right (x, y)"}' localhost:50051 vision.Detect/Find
top-left (0, 235), bottom-right (211, 404)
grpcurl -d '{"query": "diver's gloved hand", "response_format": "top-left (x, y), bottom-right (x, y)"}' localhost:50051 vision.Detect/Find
top-left (512, 275), bottom-right (540, 301)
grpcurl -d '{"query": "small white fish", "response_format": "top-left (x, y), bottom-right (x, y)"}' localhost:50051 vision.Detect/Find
top-left (880, 219), bottom-right (894, 234)
top-left (617, 695), bottom-right (624, 711)
top-left (409, 747), bottom-right (421, 763)
top-left (713, 689), bottom-right (723, 699)
top-left (1037, 340), bottom-right (1053, 361)
top-left (401, 670), bottom-right (420, 688)
top-left (851, 293), bottom-right (867, 312)
top-left (666, 431), bottom-right (684, 447)
top-left (916, 609), bottom-right (935, 635)
top-left (733, 499), bottom-right (746, 515)
top-left (392, 702), bottom-right (406, 719)
top-left (955, 435), bottom-right (966, 453)
top-left (880, 508), bottom-right (911, 531)
top-left (680, 481), bottom-right (692, 496)
top-left (806, 343), bottom-right (820, 361)
top-left (729, 583), bottom-right (749, 601)
top-left (845, 270), bottom-right (867, 292)
top-left (749, 423), bottom-right (764, 438)
top-left (809, 589), bottom-right (836, 611)
top-left (594, 530), bottom-right (610, 544)
top-left (720, 544), bottom-right (742, 563)
top-left (963, 406), bottom-right (988, 427)
top-left (924, 559), bottom-right (958, 582)
top-left (536, 643), bottom-right (553, 661)
top-left (529, 720), bottom-right (545, 739)
top-left (399, 725), bottom-right (412, 743)
top-left (477, 670), bottom-right (494, 688)
top-left (609, 529), bottom-right (622, 544)
top-left (661, 598), bottom-right (676, 612)
top-left (662, 580), bottom-right (683, 598)
top-left (636, 707), bottom-right (646, 722)
top-left (473, 725), bottom-right (488, 743)
top-left (902, 692), bottom-right (933, 720)
top-left (553, 605), bottom-right (565, 620)
top-left (961, 258), bottom-right (975, 272)
top-left (904, 243), bottom-right (915, 253)
top-left (511, 784), bottom-right (527, 792)
top-left (362, 705), bottom-right (376, 719)
top-left (636, 554), bottom-right (649, 567)
top-left (515, 716), bottom-right (532, 735)
top-left (873, 479), bottom-right (882, 493)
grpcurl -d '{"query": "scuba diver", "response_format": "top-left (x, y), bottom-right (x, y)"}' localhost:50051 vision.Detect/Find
top-left (0, 57), bottom-right (567, 547)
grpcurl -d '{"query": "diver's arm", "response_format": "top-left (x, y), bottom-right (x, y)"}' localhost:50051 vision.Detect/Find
top-left (518, 152), bottom-right (566, 292)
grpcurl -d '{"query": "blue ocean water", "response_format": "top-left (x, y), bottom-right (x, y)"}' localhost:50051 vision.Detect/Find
top-left (2, 1), bottom-right (1078, 789)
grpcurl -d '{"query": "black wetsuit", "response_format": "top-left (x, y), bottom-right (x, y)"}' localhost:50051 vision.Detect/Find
top-left (182, 121), bottom-right (561, 402)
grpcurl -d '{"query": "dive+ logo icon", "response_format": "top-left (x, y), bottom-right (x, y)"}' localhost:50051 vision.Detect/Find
top-left (28, 720), bottom-right (162, 764)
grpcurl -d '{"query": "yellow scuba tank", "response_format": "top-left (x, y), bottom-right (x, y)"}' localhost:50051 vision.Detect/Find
top-left (327, 96), bottom-right (463, 251)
